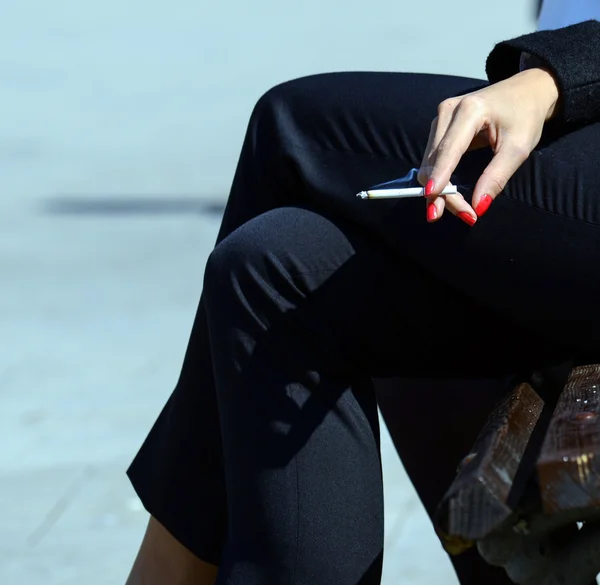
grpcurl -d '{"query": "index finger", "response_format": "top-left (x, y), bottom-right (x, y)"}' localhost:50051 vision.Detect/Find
top-left (417, 116), bottom-right (439, 188)
top-left (426, 101), bottom-right (483, 197)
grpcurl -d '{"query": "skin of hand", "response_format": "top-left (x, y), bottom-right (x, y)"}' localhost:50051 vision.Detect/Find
top-left (417, 67), bottom-right (560, 226)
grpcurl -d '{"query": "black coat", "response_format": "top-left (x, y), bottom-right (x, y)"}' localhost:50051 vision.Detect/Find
top-left (486, 20), bottom-right (600, 127)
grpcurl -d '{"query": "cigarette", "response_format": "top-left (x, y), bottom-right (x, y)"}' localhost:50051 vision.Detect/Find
top-left (356, 185), bottom-right (458, 199)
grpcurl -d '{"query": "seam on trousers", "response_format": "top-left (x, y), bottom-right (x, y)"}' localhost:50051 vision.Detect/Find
top-left (291, 385), bottom-right (300, 585)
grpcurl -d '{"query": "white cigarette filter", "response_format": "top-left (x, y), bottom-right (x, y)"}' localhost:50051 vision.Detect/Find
top-left (357, 185), bottom-right (458, 199)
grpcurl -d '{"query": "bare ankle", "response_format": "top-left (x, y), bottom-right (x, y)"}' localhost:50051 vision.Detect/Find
top-left (125, 517), bottom-right (218, 585)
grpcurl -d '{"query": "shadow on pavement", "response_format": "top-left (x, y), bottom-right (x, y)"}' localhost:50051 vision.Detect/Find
top-left (40, 196), bottom-right (226, 217)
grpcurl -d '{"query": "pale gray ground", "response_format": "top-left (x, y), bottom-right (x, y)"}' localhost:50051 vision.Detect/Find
top-left (0, 2), bottom-right (535, 583)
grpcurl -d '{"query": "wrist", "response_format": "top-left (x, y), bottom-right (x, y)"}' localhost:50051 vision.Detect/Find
top-left (518, 67), bottom-right (560, 121)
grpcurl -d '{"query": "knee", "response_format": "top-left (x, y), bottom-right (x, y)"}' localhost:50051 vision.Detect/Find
top-left (253, 75), bottom-right (317, 117)
top-left (203, 207), bottom-right (326, 302)
top-left (246, 83), bottom-right (292, 149)
top-left (248, 74), bottom-right (329, 143)
top-left (203, 208), bottom-right (293, 299)
top-left (203, 224), bottom-right (261, 296)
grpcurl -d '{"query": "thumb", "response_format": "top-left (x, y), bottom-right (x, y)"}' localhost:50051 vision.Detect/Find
top-left (472, 144), bottom-right (529, 218)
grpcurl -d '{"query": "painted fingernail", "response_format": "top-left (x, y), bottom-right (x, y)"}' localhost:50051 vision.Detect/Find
top-left (427, 202), bottom-right (437, 222)
top-left (458, 212), bottom-right (476, 227)
top-left (474, 194), bottom-right (493, 217)
top-left (425, 179), bottom-right (435, 197)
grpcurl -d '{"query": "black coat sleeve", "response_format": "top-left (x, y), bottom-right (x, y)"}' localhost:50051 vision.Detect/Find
top-left (485, 20), bottom-right (600, 126)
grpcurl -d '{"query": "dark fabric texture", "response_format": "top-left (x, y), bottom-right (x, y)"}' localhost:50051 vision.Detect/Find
top-left (486, 19), bottom-right (600, 127)
top-left (127, 68), bottom-right (600, 585)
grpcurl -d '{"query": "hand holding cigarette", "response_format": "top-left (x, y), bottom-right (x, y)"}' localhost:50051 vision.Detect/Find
top-left (416, 67), bottom-right (560, 227)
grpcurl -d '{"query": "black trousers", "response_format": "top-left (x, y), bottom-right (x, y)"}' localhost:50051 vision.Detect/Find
top-left (127, 71), bottom-right (600, 585)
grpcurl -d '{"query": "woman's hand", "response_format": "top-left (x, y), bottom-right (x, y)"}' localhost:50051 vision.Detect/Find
top-left (418, 67), bottom-right (560, 226)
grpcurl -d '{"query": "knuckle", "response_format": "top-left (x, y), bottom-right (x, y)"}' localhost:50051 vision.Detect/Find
top-left (437, 98), bottom-right (458, 116)
top-left (459, 94), bottom-right (486, 114)
top-left (510, 143), bottom-right (531, 163)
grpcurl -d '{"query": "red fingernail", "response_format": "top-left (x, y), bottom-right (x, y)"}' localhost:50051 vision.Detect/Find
top-left (427, 202), bottom-right (437, 222)
top-left (458, 212), bottom-right (476, 227)
top-left (425, 179), bottom-right (435, 197)
top-left (474, 194), bottom-right (493, 217)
